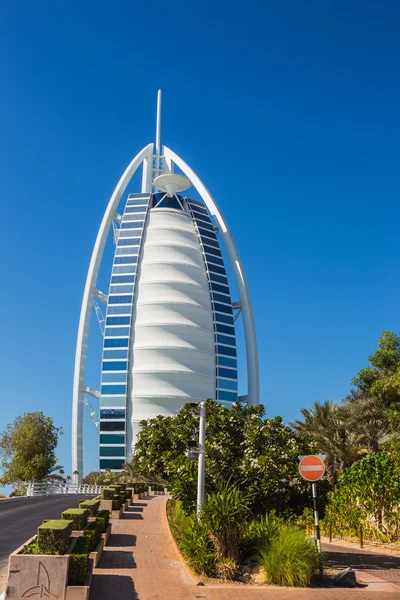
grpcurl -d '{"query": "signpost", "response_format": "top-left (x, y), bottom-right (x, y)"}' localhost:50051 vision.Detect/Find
top-left (298, 455), bottom-right (325, 553)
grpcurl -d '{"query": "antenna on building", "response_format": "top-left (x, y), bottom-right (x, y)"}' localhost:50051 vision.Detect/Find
top-left (155, 89), bottom-right (162, 156)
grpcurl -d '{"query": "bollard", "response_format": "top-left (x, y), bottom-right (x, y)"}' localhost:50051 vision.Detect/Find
top-left (359, 524), bottom-right (363, 548)
top-left (329, 523), bottom-right (332, 543)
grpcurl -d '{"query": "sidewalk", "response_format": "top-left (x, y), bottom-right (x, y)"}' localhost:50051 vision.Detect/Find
top-left (89, 496), bottom-right (400, 600)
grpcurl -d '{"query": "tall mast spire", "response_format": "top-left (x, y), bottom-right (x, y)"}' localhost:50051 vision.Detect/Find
top-left (155, 89), bottom-right (162, 156)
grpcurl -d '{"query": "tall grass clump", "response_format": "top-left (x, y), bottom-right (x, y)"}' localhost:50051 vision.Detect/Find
top-left (170, 500), bottom-right (215, 575)
top-left (239, 513), bottom-right (280, 563)
top-left (259, 524), bottom-right (322, 587)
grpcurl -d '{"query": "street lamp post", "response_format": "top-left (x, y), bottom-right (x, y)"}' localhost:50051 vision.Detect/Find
top-left (197, 401), bottom-right (206, 516)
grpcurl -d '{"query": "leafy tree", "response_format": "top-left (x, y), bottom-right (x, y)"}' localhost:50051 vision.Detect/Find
top-left (132, 400), bottom-right (313, 515)
top-left (0, 412), bottom-right (63, 488)
top-left (342, 390), bottom-right (388, 453)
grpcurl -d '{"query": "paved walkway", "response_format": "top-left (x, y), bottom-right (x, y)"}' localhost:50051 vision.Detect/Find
top-left (90, 496), bottom-right (400, 600)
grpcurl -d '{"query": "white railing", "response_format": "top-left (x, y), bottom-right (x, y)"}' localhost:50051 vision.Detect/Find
top-left (26, 482), bottom-right (104, 497)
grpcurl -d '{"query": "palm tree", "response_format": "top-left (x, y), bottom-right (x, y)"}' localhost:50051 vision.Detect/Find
top-left (342, 390), bottom-right (389, 453)
top-left (121, 461), bottom-right (166, 485)
top-left (291, 400), bottom-right (359, 484)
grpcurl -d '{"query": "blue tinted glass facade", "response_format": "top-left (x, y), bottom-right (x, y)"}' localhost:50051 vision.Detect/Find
top-left (99, 193), bottom-right (151, 470)
top-left (186, 199), bottom-right (238, 405)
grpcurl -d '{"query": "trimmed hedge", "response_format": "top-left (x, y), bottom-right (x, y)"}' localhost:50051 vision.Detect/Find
top-left (38, 520), bottom-right (73, 555)
top-left (102, 487), bottom-right (116, 500)
top-left (124, 489), bottom-right (132, 500)
top-left (62, 508), bottom-right (89, 531)
top-left (98, 509), bottom-right (110, 529)
top-left (83, 518), bottom-right (103, 551)
top-left (119, 483), bottom-right (126, 491)
top-left (133, 483), bottom-right (149, 494)
top-left (109, 484), bottom-right (121, 495)
top-left (79, 498), bottom-right (101, 516)
top-left (68, 537), bottom-right (90, 586)
top-left (152, 484), bottom-right (164, 492)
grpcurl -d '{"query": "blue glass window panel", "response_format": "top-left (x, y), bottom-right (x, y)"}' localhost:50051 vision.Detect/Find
top-left (216, 323), bottom-right (235, 335)
top-left (154, 196), bottom-right (182, 210)
top-left (106, 316), bottom-right (131, 326)
top-left (208, 263), bottom-right (226, 276)
top-left (102, 372), bottom-right (127, 383)
top-left (99, 421), bottom-right (125, 432)
top-left (108, 295), bottom-right (133, 304)
top-left (218, 378), bottom-right (237, 391)
top-left (99, 446), bottom-right (126, 457)
top-left (100, 434), bottom-right (125, 444)
top-left (188, 198), bottom-right (206, 208)
top-left (112, 265), bottom-right (137, 274)
top-left (104, 338), bottom-right (129, 348)
top-left (99, 458), bottom-right (124, 469)
top-left (214, 312), bottom-right (234, 325)
top-left (218, 366), bottom-right (238, 379)
top-left (204, 246), bottom-right (222, 258)
top-left (199, 228), bottom-right (217, 241)
top-left (115, 248), bottom-right (139, 256)
top-left (211, 281), bottom-right (230, 294)
top-left (101, 384), bottom-right (127, 395)
top-left (103, 349), bottom-right (128, 358)
top-left (207, 255), bottom-right (225, 268)
top-left (111, 275), bottom-right (135, 284)
top-left (100, 397), bottom-right (126, 407)
top-left (114, 255), bottom-right (138, 264)
top-left (121, 221), bottom-right (143, 229)
top-left (102, 361), bottom-right (127, 371)
top-left (209, 272), bottom-right (228, 286)
top-left (218, 390), bottom-right (238, 402)
top-left (106, 306), bottom-right (131, 315)
top-left (217, 344), bottom-right (237, 357)
top-left (218, 356), bottom-right (237, 368)
top-left (201, 235), bottom-right (219, 249)
top-left (109, 285), bottom-right (134, 294)
top-left (124, 205), bottom-right (147, 212)
top-left (105, 327), bottom-right (130, 337)
top-left (117, 238), bottom-right (140, 246)
top-left (192, 208), bottom-right (209, 220)
top-left (196, 220), bottom-right (215, 232)
top-left (217, 334), bottom-right (236, 346)
top-left (118, 229), bottom-right (141, 238)
top-left (100, 408), bottom-right (125, 419)
top-left (213, 292), bottom-right (231, 305)
top-left (214, 302), bottom-right (233, 315)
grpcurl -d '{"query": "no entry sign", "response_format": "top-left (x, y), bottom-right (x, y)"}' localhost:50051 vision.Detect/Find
top-left (298, 455), bottom-right (325, 482)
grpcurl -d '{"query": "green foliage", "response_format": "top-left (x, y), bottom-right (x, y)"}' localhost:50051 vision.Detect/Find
top-left (132, 483), bottom-right (149, 494)
top-left (37, 520), bottom-right (72, 555)
top-left (239, 513), bottom-right (280, 563)
top-left (259, 524), bottom-right (322, 587)
top-left (326, 451), bottom-right (400, 540)
top-left (22, 540), bottom-right (40, 554)
top-left (200, 480), bottom-right (252, 563)
top-left (102, 487), bottom-right (115, 500)
top-left (68, 544), bottom-right (89, 586)
top-left (133, 400), bottom-right (311, 515)
top-left (0, 412), bottom-right (63, 488)
top-left (108, 484), bottom-right (121, 495)
top-left (83, 519), bottom-right (103, 551)
top-left (61, 508), bottom-right (89, 531)
top-left (97, 509), bottom-right (110, 529)
top-left (71, 535), bottom-right (91, 554)
top-left (124, 489), bottom-right (132, 500)
top-left (78, 499), bottom-right (100, 516)
top-left (152, 484), bottom-right (164, 492)
top-left (168, 499), bottom-right (215, 576)
top-left (119, 483), bottom-right (126, 491)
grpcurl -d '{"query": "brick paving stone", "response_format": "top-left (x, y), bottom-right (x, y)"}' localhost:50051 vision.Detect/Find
top-left (90, 497), bottom-right (400, 600)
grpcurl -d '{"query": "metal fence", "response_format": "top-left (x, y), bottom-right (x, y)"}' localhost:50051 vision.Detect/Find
top-left (26, 482), bottom-right (104, 496)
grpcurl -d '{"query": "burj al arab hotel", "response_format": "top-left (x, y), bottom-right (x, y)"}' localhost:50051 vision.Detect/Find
top-left (72, 92), bottom-right (259, 480)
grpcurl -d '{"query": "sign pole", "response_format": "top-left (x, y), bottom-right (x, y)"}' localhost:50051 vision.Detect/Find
top-left (312, 482), bottom-right (321, 553)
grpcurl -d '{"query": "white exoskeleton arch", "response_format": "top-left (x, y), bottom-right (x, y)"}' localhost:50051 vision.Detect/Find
top-left (72, 143), bottom-right (153, 483)
top-left (72, 142), bottom-right (259, 482)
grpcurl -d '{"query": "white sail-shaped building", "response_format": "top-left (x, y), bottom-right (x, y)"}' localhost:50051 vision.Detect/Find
top-left (72, 92), bottom-right (259, 478)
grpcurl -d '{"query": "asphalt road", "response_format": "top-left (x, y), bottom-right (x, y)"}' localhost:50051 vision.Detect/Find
top-left (0, 495), bottom-right (94, 584)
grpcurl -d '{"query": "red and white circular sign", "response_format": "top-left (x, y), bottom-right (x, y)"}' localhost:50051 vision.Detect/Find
top-left (298, 455), bottom-right (325, 482)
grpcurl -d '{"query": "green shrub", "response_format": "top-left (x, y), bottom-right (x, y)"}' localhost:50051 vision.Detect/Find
top-left (119, 483), bottom-right (126, 491)
top-left (62, 509), bottom-right (89, 531)
top-left (124, 489), bottom-right (132, 500)
top-left (79, 499), bottom-right (101, 516)
top-left (37, 520), bottom-right (73, 555)
top-left (240, 513), bottom-right (280, 563)
top-left (133, 483), bottom-right (148, 494)
top-left (259, 524), bottom-right (322, 587)
top-left (68, 540), bottom-right (89, 586)
top-left (22, 540), bottom-right (40, 554)
top-left (102, 487), bottom-right (115, 500)
top-left (83, 519), bottom-right (103, 551)
top-left (108, 484), bottom-right (121, 495)
top-left (152, 484), bottom-right (164, 492)
top-left (98, 509), bottom-right (110, 529)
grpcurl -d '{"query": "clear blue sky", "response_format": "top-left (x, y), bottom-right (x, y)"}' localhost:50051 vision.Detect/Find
top-left (1, 1), bottom-right (399, 484)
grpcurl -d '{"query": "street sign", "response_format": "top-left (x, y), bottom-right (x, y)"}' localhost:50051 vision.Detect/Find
top-left (298, 455), bottom-right (325, 482)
